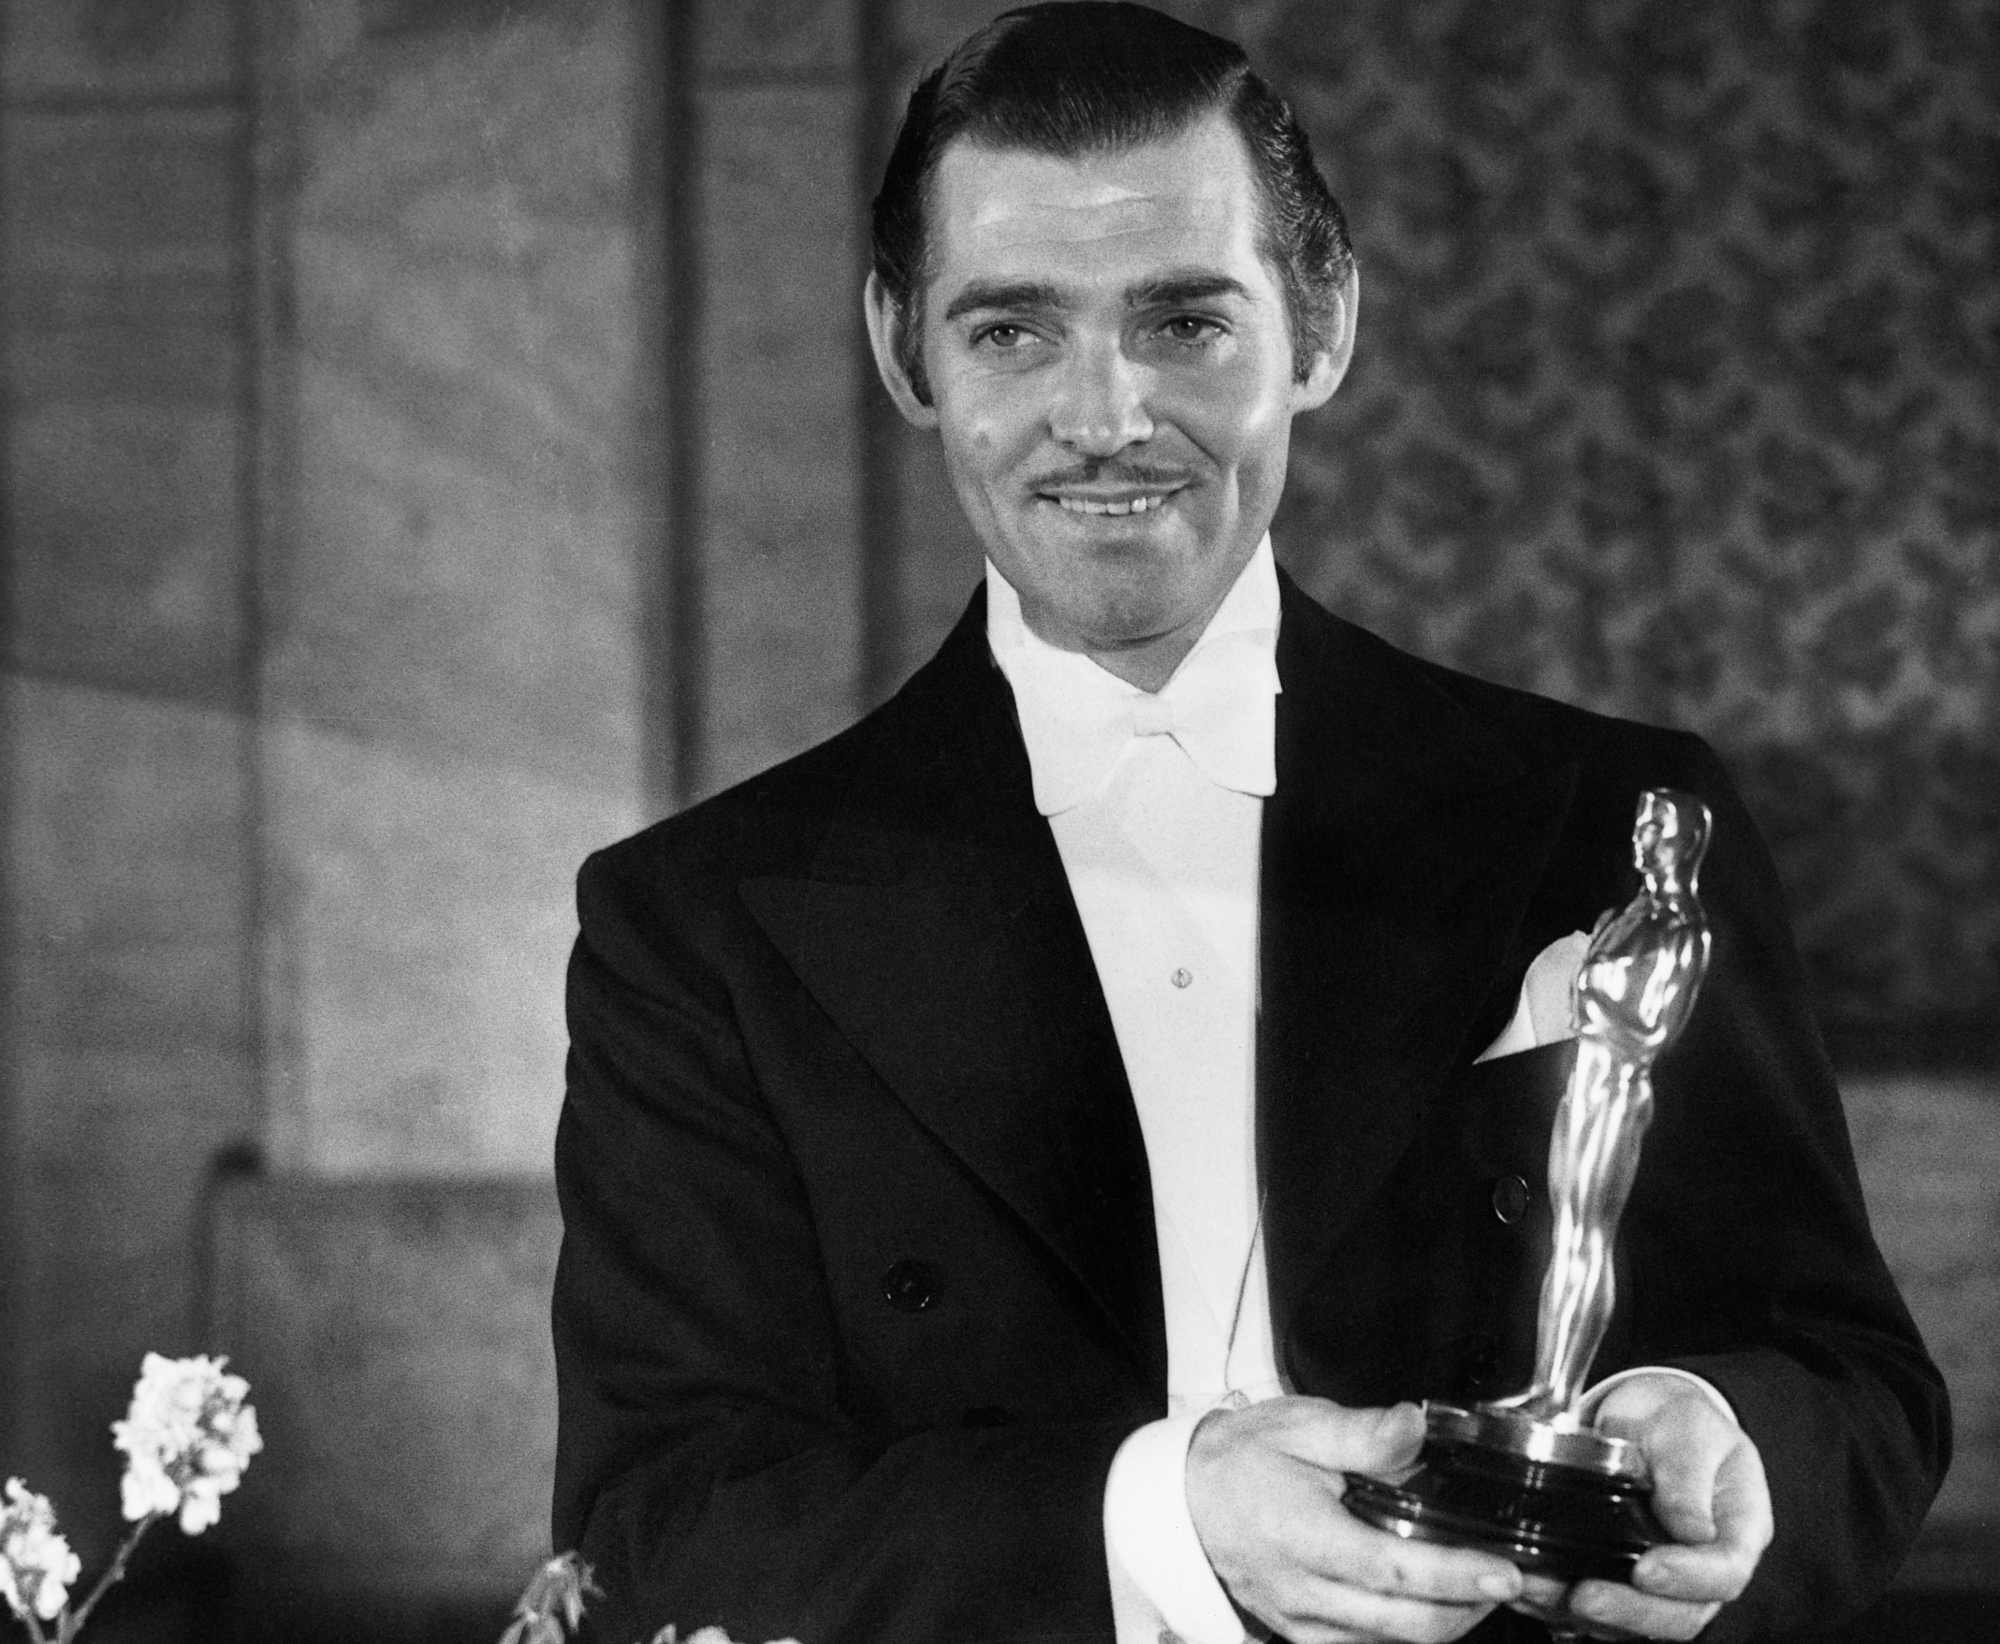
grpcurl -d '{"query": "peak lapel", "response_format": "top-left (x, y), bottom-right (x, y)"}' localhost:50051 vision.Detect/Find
top-left (739, 604), bottom-right (1166, 1382)
top-left (1258, 583), bottom-right (1580, 1337)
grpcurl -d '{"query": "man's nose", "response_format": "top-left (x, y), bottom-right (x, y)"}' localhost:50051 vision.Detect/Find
top-left (1047, 342), bottom-right (1153, 455)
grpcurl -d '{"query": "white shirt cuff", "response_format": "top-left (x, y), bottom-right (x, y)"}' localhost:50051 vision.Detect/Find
top-left (1104, 1414), bottom-right (1249, 1644)
top-left (1579, 1365), bottom-right (1738, 1426)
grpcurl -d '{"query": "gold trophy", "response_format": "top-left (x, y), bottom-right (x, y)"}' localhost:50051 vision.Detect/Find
top-left (1344, 789), bottom-right (1714, 1581)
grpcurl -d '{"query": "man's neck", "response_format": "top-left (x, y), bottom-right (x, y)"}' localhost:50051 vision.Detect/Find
top-left (989, 539), bottom-right (1280, 694)
top-left (1075, 629), bottom-right (1207, 694)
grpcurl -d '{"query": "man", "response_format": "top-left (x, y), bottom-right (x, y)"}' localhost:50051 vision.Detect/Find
top-left (552, 8), bottom-right (1946, 1642)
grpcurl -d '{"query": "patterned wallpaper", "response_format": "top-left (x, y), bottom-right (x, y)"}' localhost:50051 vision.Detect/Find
top-left (1221, 0), bottom-right (2000, 1052)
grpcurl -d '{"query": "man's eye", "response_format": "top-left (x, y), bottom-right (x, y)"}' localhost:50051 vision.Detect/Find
top-left (1160, 315), bottom-right (1223, 344)
top-left (973, 323), bottom-right (1032, 349)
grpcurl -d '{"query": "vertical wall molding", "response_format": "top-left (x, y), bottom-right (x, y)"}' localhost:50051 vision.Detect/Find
top-left (855, 0), bottom-right (903, 713)
top-left (685, 0), bottom-right (868, 800)
top-left (656, 0), bottom-right (701, 812)
top-left (245, 0), bottom-right (304, 1167)
top-left (0, 0), bottom-right (17, 1458)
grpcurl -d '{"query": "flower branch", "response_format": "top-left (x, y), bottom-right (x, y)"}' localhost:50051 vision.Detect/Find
top-left (2, 1354), bottom-right (261, 1643)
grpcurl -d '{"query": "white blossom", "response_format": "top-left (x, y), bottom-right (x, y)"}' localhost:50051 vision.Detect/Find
top-left (110, 1353), bottom-right (263, 1535)
top-left (0, 1477), bottom-right (81, 1623)
top-left (499, 1552), bottom-right (600, 1644)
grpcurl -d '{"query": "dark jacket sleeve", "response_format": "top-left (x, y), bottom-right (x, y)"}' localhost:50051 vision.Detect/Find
top-left (551, 842), bottom-right (1140, 1644)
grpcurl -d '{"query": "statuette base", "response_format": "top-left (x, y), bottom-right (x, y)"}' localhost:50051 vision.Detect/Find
top-left (1342, 1403), bottom-right (1665, 1582)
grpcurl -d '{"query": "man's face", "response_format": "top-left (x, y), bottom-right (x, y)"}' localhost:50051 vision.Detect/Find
top-left (870, 112), bottom-right (1346, 684)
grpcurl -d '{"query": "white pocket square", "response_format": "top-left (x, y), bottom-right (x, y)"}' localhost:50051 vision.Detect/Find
top-left (1475, 930), bottom-right (1590, 1063)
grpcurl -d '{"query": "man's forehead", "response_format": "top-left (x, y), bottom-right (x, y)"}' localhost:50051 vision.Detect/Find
top-left (925, 118), bottom-right (1262, 280)
top-left (943, 177), bottom-right (1239, 254)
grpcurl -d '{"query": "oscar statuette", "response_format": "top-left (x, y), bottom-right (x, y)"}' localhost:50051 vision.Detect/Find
top-left (1342, 789), bottom-right (1715, 1586)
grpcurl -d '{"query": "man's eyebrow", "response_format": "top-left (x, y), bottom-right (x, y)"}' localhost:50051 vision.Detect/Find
top-left (939, 271), bottom-right (1255, 323)
top-left (942, 280), bottom-right (1065, 321)
top-left (1126, 272), bottom-right (1254, 308)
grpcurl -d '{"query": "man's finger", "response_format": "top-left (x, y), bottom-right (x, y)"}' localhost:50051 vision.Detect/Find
top-left (1643, 1400), bottom-right (1729, 1544)
top-left (1273, 1584), bottom-right (1496, 1644)
top-left (1289, 1397), bottom-right (1428, 1474)
top-left (1634, 1431), bottom-right (1773, 1602)
top-left (1317, 1496), bottom-right (1524, 1605)
top-left (1254, 1538), bottom-right (1508, 1644)
top-left (1226, 1458), bottom-right (1524, 1608)
top-left (1566, 1576), bottom-right (1720, 1642)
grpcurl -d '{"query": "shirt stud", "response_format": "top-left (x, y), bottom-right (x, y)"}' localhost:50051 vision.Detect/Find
top-left (1171, 967), bottom-right (1193, 989)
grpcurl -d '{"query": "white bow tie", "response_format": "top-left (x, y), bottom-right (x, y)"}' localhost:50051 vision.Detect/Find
top-left (1010, 627), bottom-right (1280, 815)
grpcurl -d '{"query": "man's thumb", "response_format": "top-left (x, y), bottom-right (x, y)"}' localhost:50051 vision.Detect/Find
top-left (1320, 1400), bottom-right (1427, 1471)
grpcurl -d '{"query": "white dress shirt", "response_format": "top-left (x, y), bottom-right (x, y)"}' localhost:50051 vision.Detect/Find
top-left (988, 541), bottom-right (1281, 1644)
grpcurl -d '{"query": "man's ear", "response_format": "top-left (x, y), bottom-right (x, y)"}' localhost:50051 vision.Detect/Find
top-left (864, 271), bottom-right (938, 430)
top-left (1292, 265), bottom-right (1360, 412)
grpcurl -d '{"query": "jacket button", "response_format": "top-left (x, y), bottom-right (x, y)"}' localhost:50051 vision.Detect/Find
top-left (882, 1259), bottom-right (940, 1313)
top-left (1491, 1173), bottom-right (1531, 1225)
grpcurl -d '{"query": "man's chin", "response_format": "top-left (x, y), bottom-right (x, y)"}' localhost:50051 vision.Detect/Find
top-left (1066, 591), bottom-right (1215, 665)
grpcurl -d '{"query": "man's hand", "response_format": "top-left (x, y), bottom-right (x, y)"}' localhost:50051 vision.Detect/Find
top-left (1515, 1375), bottom-right (1774, 1640)
top-left (1185, 1397), bottom-right (1523, 1643)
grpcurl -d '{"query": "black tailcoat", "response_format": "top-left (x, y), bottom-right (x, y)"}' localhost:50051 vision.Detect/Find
top-left (553, 577), bottom-right (1946, 1643)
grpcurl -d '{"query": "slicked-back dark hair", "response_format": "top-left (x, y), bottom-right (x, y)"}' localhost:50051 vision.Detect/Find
top-left (871, 2), bottom-right (1354, 400)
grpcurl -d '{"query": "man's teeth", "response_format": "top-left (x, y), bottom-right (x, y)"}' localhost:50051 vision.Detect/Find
top-left (1055, 494), bottom-right (1166, 516)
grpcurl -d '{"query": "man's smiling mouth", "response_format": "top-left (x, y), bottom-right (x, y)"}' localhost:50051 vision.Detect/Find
top-left (1052, 493), bottom-right (1170, 516)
